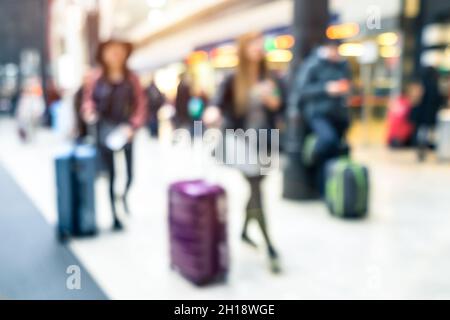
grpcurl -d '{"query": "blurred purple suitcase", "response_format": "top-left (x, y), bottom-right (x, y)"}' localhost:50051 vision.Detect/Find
top-left (169, 180), bottom-right (228, 286)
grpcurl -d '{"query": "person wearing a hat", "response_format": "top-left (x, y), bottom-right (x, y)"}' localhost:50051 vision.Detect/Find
top-left (82, 39), bottom-right (147, 230)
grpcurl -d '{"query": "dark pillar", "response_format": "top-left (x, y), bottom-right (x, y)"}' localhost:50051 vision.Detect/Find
top-left (86, 9), bottom-right (100, 67)
top-left (41, 0), bottom-right (51, 124)
top-left (290, 0), bottom-right (330, 75)
top-left (400, 0), bottom-right (425, 85)
top-left (283, 0), bottom-right (330, 200)
top-left (0, 0), bottom-right (46, 66)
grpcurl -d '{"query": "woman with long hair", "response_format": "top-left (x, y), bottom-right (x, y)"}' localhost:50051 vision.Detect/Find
top-left (204, 32), bottom-right (285, 273)
top-left (82, 39), bottom-right (147, 230)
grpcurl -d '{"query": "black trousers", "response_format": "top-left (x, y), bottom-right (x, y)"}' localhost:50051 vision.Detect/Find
top-left (308, 116), bottom-right (349, 195)
top-left (416, 125), bottom-right (434, 161)
top-left (242, 175), bottom-right (275, 251)
top-left (309, 116), bottom-right (348, 164)
top-left (99, 143), bottom-right (133, 219)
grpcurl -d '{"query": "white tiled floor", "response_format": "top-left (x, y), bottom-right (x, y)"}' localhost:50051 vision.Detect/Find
top-left (1, 117), bottom-right (450, 299)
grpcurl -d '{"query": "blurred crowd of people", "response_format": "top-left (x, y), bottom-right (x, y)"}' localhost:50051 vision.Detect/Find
top-left (2, 29), bottom-right (449, 274)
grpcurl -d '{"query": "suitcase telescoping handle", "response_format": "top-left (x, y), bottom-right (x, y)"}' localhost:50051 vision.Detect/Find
top-left (83, 122), bottom-right (98, 147)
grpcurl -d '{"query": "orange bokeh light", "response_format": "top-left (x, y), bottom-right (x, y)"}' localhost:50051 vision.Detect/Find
top-left (187, 51), bottom-right (209, 65)
top-left (275, 35), bottom-right (295, 49)
top-left (326, 23), bottom-right (360, 40)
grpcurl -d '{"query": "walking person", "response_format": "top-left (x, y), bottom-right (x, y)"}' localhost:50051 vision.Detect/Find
top-left (146, 75), bottom-right (165, 137)
top-left (203, 32), bottom-right (284, 273)
top-left (412, 66), bottom-right (444, 161)
top-left (16, 77), bottom-right (46, 143)
top-left (82, 39), bottom-right (147, 230)
top-left (174, 72), bottom-right (192, 130)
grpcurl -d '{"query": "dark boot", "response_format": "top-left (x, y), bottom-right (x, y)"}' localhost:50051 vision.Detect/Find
top-left (113, 218), bottom-right (124, 231)
top-left (268, 246), bottom-right (281, 274)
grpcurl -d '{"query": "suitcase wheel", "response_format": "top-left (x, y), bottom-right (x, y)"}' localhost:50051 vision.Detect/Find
top-left (56, 229), bottom-right (70, 244)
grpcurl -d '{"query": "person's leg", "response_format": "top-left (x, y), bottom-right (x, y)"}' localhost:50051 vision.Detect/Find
top-left (417, 125), bottom-right (429, 162)
top-left (241, 175), bottom-right (260, 248)
top-left (243, 175), bottom-right (280, 272)
top-left (333, 116), bottom-right (349, 145)
top-left (100, 146), bottom-right (122, 229)
top-left (309, 117), bottom-right (341, 163)
top-left (123, 143), bottom-right (133, 214)
top-left (308, 117), bottom-right (344, 196)
top-left (149, 119), bottom-right (158, 137)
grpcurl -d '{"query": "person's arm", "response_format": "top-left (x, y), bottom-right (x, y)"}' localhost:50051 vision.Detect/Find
top-left (343, 60), bottom-right (352, 82)
top-left (329, 61), bottom-right (352, 99)
top-left (203, 75), bottom-right (233, 128)
top-left (296, 62), bottom-right (327, 100)
top-left (210, 74), bottom-right (233, 113)
top-left (341, 60), bottom-right (353, 95)
top-left (258, 78), bottom-right (282, 112)
top-left (81, 70), bottom-right (101, 123)
top-left (277, 76), bottom-right (288, 115)
top-left (288, 61), bottom-right (325, 113)
top-left (128, 73), bottom-right (148, 130)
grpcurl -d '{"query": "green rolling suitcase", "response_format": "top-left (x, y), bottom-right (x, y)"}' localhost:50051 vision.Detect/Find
top-left (325, 158), bottom-right (369, 218)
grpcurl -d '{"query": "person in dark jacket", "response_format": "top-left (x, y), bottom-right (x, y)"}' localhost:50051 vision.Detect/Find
top-left (146, 76), bottom-right (165, 137)
top-left (412, 66), bottom-right (444, 161)
top-left (82, 39), bottom-right (147, 230)
top-left (74, 86), bottom-right (87, 140)
top-left (204, 31), bottom-right (285, 273)
top-left (74, 73), bottom-right (91, 142)
top-left (174, 72), bottom-right (192, 129)
top-left (43, 79), bottom-right (61, 127)
top-left (290, 40), bottom-right (351, 166)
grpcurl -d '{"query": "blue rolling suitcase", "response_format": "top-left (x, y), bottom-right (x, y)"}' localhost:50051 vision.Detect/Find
top-left (55, 145), bottom-right (97, 241)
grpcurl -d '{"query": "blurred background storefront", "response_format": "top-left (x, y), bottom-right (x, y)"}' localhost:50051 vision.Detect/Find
top-left (1, 0), bottom-right (449, 143)
top-left (0, 0), bottom-right (49, 115)
top-left (327, 0), bottom-right (450, 145)
top-left (327, 0), bottom-right (405, 145)
top-left (421, 0), bottom-right (450, 97)
top-left (128, 0), bottom-right (294, 101)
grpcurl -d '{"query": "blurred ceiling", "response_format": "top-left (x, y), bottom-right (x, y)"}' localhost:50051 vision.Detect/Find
top-left (109, 0), bottom-right (154, 32)
top-left (106, 0), bottom-right (238, 41)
